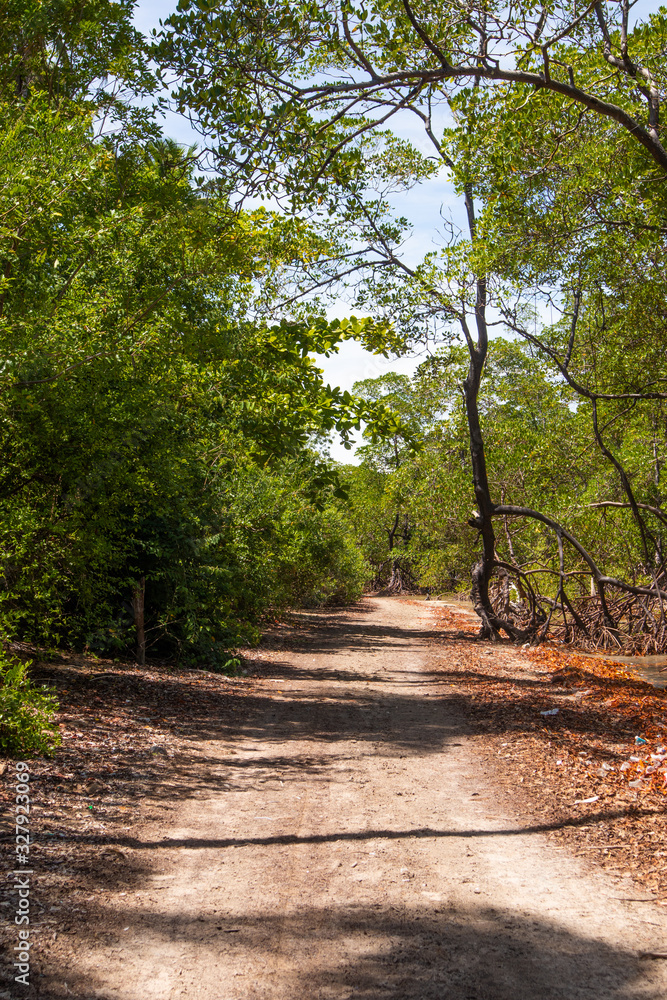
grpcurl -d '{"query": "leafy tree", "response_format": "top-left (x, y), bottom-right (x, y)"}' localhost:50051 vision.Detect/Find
top-left (348, 373), bottom-right (426, 592)
top-left (157, 1), bottom-right (667, 649)
top-left (0, 0), bottom-right (152, 107)
top-left (0, 95), bottom-right (392, 662)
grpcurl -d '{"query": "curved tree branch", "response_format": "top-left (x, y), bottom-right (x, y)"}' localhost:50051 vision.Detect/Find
top-left (495, 504), bottom-right (667, 603)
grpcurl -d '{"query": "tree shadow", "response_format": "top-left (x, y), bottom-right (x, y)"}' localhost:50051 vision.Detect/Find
top-left (14, 597), bottom-right (666, 937)
top-left (60, 803), bottom-right (667, 854)
top-left (258, 621), bottom-right (451, 655)
top-left (26, 900), bottom-right (661, 1000)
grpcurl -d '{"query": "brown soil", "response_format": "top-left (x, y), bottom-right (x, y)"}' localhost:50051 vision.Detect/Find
top-left (426, 601), bottom-right (667, 898)
top-left (2, 597), bottom-right (667, 999)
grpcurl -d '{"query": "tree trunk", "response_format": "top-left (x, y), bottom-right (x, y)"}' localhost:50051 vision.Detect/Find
top-left (386, 560), bottom-right (402, 594)
top-left (462, 277), bottom-right (501, 638)
top-left (132, 576), bottom-right (146, 666)
top-left (497, 564), bottom-right (511, 616)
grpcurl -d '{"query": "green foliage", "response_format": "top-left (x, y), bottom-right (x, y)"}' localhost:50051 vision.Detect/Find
top-left (345, 336), bottom-right (667, 602)
top-left (0, 0), bottom-right (153, 108)
top-left (159, 1), bottom-right (667, 623)
top-left (5, 0), bottom-right (667, 668)
top-left (0, 72), bottom-right (379, 668)
top-left (0, 653), bottom-right (61, 757)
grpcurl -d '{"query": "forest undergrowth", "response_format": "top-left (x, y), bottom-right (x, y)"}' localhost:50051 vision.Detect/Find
top-left (427, 603), bottom-right (667, 902)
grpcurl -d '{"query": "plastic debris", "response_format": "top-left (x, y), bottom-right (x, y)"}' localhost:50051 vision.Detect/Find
top-left (574, 795), bottom-right (599, 804)
top-left (635, 736), bottom-right (648, 745)
top-left (540, 708), bottom-right (559, 716)
top-left (628, 779), bottom-right (643, 788)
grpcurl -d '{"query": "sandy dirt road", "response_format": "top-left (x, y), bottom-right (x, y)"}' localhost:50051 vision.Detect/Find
top-left (39, 599), bottom-right (667, 999)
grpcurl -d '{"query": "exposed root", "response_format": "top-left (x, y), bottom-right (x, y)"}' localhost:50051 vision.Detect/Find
top-left (488, 567), bottom-right (667, 655)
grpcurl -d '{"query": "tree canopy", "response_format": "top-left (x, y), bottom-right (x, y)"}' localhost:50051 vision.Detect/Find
top-left (152, 0), bottom-right (667, 651)
top-left (0, 1), bottom-right (409, 670)
top-left (2, 1), bottom-right (667, 676)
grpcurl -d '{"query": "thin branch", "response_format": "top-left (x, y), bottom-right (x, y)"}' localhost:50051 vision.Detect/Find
top-left (496, 504), bottom-right (667, 603)
top-left (12, 351), bottom-right (109, 387)
top-left (589, 500), bottom-right (667, 530)
top-left (399, 0), bottom-right (452, 70)
top-left (564, 283), bottom-right (581, 368)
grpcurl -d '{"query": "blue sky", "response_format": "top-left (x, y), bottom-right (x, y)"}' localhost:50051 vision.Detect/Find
top-left (132, 1), bottom-right (663, 460)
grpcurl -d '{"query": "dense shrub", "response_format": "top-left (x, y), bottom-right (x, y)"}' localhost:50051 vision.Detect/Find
top-left (0, 653), bottom-right (61, 757)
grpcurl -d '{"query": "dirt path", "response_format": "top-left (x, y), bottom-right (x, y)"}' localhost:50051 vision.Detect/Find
top-left (26, 599), bottom-right (667, 998)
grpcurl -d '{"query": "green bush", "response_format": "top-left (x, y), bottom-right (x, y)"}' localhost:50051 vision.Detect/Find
top-left (0, 653), bottom-right (61, 757)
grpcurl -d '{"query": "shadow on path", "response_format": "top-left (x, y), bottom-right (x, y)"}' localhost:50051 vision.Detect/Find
top-left (33, 901), bottom-right (656, 1000)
